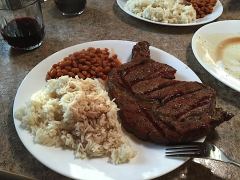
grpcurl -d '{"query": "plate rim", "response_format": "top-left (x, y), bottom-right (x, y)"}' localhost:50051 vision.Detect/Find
top-left (13, 40), bottom-right (203, 180)
top-left (116, 0), bottom-right (223, 26)
top-left (192, 20), bottom-right (240, 92)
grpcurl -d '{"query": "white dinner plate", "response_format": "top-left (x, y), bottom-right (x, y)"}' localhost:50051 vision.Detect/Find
top-left (13, 40), bottom-right (202, 180)
top-left (192, 20), bottom-right (240, 92)
top-left (116, 0), bottom-right (223, 26)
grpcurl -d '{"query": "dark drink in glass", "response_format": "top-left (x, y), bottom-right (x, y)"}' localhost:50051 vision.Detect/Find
top-left (54, 0), bottom-right (86, 16)
top-left (1, 17), bottom-right (45, 50)
top-left (0, 0), bottom-right (45, 50)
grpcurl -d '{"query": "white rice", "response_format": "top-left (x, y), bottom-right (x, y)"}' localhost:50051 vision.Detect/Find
top-left (125, 0), bottom-right (196, 24)
top-left (15, 76), bottom-right (135, 164)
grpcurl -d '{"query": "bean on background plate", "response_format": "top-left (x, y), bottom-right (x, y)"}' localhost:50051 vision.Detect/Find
top-left (186, 0), bottom-right (217, 19)
top-left (46, 48), bottom-right (121, 80)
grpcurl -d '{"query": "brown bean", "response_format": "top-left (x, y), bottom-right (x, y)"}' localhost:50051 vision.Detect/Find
top-left (56, 68), bottom-right (62, 73)
top-left (96, 59), bottom-right (102, 66)
top-left (98, 72), bottom-right (104, 77)
top-left (94, 63), bottom-right (100, 67)
top-left (112, 54), bottom-right (118, 59)
top-left (96, 66), bottom-right (103, 73)
top-left (72, 61), bottom-right (78, 68)
top-left (187, 0), bottom-right (216, 18)
top-left (104, 66), bottom-right (111, 73)
top-left (63, 57), bottom-right (69, 61)
top-left (96, 48), bottom-right (101, 53)
top-left (59, 62), bottom-right (66, 68)
top-left (105, 61), bottom-right (112, 67)
top-left (101, 75), bottom-right (108, 80)
top-left (72, 68), bottom-right (80, 74)
top-left (65, 60), bottom-right (72, 66)
top-left (77, 72), bottom-right (85, 79)
top-left (82, 71), bottom-right (88, 76)
top-left (100, 54), bottom-right (105, 59)
top-left (68, 72), bottom-right (75, 77)
top-left (89, 53), bottom-right (95, 58)
top-left (79, 58), bottom-right (86, 63)
top-left (82, 65), bottom-right (90, 71)
top-left (90, 70), bottom-right (96, 75)
top-left (108, 57), bottom-right (113, 62)
top-left (91, 58), bottom-right (97, 64)
top-left (78, 64), bottom-right (83, 70)
top-left (62, 69), bottom-right (68, 75)
top-left (85, 55), bottom-right (91, 61)
top-left (57, 72), bottom-right (63, 77)
top-left (46, 74), bottom-right (51, 80)
top-left (114, 59), bottom-right (121, 66)
top-left (102, 51), bottom-right (109, 56)
top-left (65, 66), bottom-right (72, 71)
top-left (73, 52), bottom-right (80, 58)
top-left (52, 64), bottom-right (58, 68)
top-left (86, 73), bottom-right (91, 78)
top-left (102, 61), bottom-right (107, 68)
top-left (85, 61), bottom-right (91, 65)
top-left (91, 66), bottom-right (97, 71)
top-left (50, 69), bottom-right (57, 77)
top-left (87, 47), bottom-right (94, 51)
top-left (111, 62), bottom-right (117, 67)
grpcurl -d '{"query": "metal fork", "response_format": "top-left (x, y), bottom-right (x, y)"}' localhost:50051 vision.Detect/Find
top-left (165, 142), bottom-right (240, 167)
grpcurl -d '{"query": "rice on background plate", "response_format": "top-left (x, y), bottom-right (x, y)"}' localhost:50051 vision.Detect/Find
top-left (125, 0), bottom-right (196, 24)
top-left (15, 76), bottom-right (135, 164)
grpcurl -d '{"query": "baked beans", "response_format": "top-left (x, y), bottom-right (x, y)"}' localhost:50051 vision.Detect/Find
top-left (187, 0), bottom-right (217, 19)
top-left (46, 48), bottom-right (121, 81)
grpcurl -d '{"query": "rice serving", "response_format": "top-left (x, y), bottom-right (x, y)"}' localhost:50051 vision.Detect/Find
top-left (125, 0), bottom-right (196, 24)
top-left (15, 76), bottom-right (135, 164)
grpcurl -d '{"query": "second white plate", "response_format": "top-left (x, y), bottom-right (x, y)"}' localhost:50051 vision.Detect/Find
top-left (192, 20), bottom-right (240, 92)
top-left (116, 0), bottom-right (223, 26)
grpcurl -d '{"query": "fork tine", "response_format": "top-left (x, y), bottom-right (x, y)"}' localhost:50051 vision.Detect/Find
top-left (166, 149), bottom-right (200, 154)
top-left (166, 152), bottom-right (202, 157)
top-left (166, 146), bottom-right (199, 151)
top-left (165, 142), bottom-right (205, 158)
top-left (165, 142), bottom-right (202, 150)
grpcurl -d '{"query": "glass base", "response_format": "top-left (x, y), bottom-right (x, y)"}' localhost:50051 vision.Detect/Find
top-left (12, 41), bottom-right (43, 51)
top-left (61, 9), bottom-right (84, 16)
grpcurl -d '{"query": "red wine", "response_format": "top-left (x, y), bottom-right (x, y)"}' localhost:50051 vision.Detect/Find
top-left (1, 17), bottom-right (44, 49)
top-left (54, 0), bottom-right (86, 15)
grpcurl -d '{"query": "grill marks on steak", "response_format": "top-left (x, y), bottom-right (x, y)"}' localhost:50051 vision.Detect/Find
top-left (107, 41), bottom-right (233, 144)
top-left (131, 77), bottom-right (180, 95)
top-left (108, 69), bottom-right (179, 144)
top-left (122, 60), bottom-right (176, 86)
top-left (132, 79), bottom-right (205, 105)
top-left (108, 70), bottom-right (162, 140)
top-left (156, 87), bottom-right (215, 118)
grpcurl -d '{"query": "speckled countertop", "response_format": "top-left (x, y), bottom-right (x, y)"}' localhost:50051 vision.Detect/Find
top-left (0, 0), bottom-right (240, 179)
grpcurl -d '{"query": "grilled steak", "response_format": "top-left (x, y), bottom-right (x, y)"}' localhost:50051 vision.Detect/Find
top-left (107, 41), bottom-right (233, 144)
